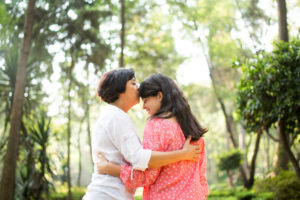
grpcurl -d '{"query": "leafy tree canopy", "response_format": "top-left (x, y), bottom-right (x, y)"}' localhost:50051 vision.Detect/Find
top-left (235, 39), bottom-right (300, 136)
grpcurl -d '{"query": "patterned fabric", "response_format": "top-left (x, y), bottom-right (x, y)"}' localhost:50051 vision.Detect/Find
top-left (120, 118), bottom-right (209, 200)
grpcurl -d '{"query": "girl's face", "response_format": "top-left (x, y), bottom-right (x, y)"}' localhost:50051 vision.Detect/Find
top-left (142, 92), bottom-right (162, 116)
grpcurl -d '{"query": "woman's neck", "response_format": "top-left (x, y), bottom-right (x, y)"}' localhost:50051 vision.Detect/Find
top-left (111, 100), bottom-right (130, 113)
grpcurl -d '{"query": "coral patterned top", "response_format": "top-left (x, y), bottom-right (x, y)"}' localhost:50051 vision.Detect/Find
top-left (120, 118), bottom-right (209, 200)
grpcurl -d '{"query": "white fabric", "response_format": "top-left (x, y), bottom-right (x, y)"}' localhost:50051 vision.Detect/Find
top-left (83, 104), bottom-right (152, 200)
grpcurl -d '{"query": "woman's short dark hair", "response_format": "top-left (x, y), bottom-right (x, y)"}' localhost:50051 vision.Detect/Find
top-left (97, 69), bottom-right (135, 103)
top-left (139, 73), bottom-right (207, 141)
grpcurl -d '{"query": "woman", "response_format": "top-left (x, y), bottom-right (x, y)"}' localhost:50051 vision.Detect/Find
top-left (83, 69), bottom-right (201, 200)
top-left (97, 73), bottom-right (209, 200)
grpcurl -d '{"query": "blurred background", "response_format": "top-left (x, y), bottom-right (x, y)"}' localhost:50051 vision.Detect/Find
top-left (0, 0), bottom-right (299, 199)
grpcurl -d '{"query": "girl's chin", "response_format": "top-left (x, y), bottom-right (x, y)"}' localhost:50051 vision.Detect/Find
top-left (147, 111), bottom-right (154, 116)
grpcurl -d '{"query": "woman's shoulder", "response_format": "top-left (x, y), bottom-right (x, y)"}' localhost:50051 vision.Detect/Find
top-left (99, 104), bottom-right (131, 125)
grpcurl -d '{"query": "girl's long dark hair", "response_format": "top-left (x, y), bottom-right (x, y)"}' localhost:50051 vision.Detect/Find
top-left (139, 73), bottom-right (207, 141)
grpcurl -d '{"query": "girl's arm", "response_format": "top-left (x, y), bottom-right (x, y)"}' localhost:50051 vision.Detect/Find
top-left (97, 136), bottom-right (201, 176)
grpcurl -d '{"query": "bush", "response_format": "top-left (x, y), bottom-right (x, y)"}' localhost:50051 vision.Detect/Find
top-left (50, 187), bottom-right (143, 200)
top-left (207, 197), bottom-right (238, 200)
top-left (134, 196), bottom-right (143, 200)
top-left (252, 192), bottom-right (273, 200)
top-left (218, 149), bottom-right (243, 171)
top-left (208, 188), bottom-right (236, 197)
top-left (254, 171), bottom-right (300, 200)
top-left (208, 186), bottom-right (273, 200)
top-left (236, 190), bottom-right (255, 200)
top-left (49, 186), bottom-right (86, 200)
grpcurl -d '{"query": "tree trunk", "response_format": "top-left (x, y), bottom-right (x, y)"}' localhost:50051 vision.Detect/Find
top-left (277, 0), bottom-right (288, 42)
top-left (20, 121), bottom-right (34, 199)
top-left (86, 103), bottom-right (92, 163)
top-left (273, 0), bottom-right (290, 174)
top-left (274, 121), bottom-right (289, 174)
top-left (210, 68), bottom-right (255, 188)
top-left (278, 118), bottom-right (300, 180)
top-left (240, 126), bottom-right (250, 178)
top-left (208, 66), bottom-right (238, 149)
top-left (264, 134), bottom-right (271, 174)
top-left (77, 117), bottom-right (84, 186)
top-left (85, 69), bottom-right (92, 163)
top-left (67, 58), bottom-right (75, 200)
top-left (200, 33), bottom-right (252, 188)
top-left (0, 0), bottom-right (35, 199)
top-left (227, 170), bottom-right (233, 188)
top-left (245, 131), bottom-right (262, 189)
top-left (119, 0), bottom-right (125, 68)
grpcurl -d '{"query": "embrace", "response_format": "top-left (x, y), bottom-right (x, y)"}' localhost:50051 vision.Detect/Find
top-left (82, 69), bottom-right (208, 200)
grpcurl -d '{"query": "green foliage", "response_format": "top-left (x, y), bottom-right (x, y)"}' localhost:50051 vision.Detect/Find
top-left (207, 186), bottom-right (273, 200)
top-left (49, 186), bottom-right (86, 200)
top-left (15, 111), bottom-right (54, 199)
top-left (0, 43), bottom-right (50, 157)
top-left (235, 39), bottom-right (300, 135)
top-left (235, 190), bottom-right (255, 200)
top-left (234, 0), bottom-right (271, 51)
top-left (209, 188), bottom-right (236, 197)
top-left (252, 192), bottom-right (273, 200)
top-left (125, 4), bottom-right (184, 80)
top-left (49, 187), bottom-right (143, 200)
top-left (253, 171), bottom-right (300, 200)
top-left (134, 196), bottom-right (143, 200)
top-left (218, 149), bottom-right (243, 171)
top-left (208, 197), bottom-right (238, 200)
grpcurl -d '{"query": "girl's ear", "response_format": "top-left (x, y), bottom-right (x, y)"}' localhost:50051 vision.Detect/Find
top-left (157, 91), bottom-right (163, 102)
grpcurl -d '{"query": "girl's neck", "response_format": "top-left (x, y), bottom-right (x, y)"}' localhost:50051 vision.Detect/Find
top-left (153, 112), bottom-right (177, 122)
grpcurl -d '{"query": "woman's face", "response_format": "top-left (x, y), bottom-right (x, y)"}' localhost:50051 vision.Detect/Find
top-left (123, 78), bottom-right (140, 107)
top-left (142, 92), bottom-right (162, 116)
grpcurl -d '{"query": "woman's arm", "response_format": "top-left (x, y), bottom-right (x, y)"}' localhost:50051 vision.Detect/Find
top-left (97, 154), bottom-right (161, 190)
top-left (148, 136), bottom-right (200, 168)
top-left (97, 136), bottom-right (201, 176)
top-left (96, 154), bottom-right (120, 177)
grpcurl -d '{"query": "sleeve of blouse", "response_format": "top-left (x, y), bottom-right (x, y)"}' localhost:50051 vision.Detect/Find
top-left (110, 114), bottom-right (151, 170)
top-left (120, 120), bottom-right (171, 190)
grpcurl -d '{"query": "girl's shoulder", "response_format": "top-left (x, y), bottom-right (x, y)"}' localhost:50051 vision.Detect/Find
top-left (146, 117), bottom-right (180, 129)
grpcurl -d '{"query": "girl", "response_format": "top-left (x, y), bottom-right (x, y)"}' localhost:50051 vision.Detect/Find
top-left (83, 69), bottom-right (201, 200)
top-left (97, 73), bottom-right (209, 200)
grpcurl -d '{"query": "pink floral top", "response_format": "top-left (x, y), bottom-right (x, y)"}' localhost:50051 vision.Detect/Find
top-left (120, 118), bottom-right (209, 200)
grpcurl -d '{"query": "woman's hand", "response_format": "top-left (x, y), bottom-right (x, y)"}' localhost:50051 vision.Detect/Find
top-left (96, 152), bottom-right (121, 177)
top-left (182, 136), bottom-right (202, 161)
top-left (96, 152), bottom-right (109, 174)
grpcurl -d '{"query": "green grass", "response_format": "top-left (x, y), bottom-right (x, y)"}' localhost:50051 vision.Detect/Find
top-left (49, 185), bottom-right (274, 200)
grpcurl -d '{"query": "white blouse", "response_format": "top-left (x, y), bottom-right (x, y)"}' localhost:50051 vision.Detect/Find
top-left (83, 104), bottom-right (151, 200)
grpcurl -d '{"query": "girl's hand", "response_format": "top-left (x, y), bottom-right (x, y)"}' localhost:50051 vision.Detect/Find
top-left (96, 152), bottom-right (109, 174)
top-left (182, 136), bottom-right (202, 161)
